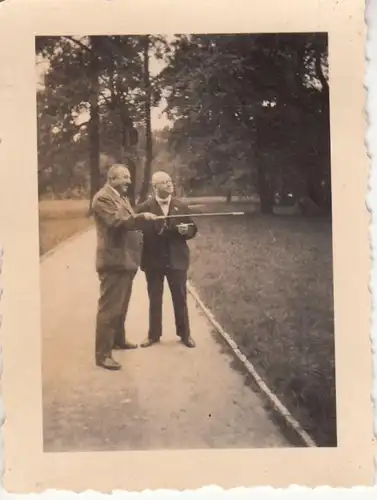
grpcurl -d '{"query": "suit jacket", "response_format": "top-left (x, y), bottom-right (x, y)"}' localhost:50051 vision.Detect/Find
top-left (92, 184), bottom-right (143, 273)
top-left (135, 196), bottom-right (198, 271)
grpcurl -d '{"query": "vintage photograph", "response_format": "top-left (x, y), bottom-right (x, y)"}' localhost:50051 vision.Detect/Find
top-left (0, 0), bottom-right (373, 491)
top-left (36, 32), bottom-right (337, 452)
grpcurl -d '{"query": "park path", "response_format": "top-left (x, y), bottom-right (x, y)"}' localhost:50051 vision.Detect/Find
top-left (41, 228), bottom-right (289, 451)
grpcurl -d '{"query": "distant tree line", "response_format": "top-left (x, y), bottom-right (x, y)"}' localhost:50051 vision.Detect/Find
top-left (36, 33), bottom-right (331, 215)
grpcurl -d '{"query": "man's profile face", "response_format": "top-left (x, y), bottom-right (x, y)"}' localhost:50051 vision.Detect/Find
top-left (110, 168), bottom-right (131, 195)
top-left (154, 174), bottom-right (174, 197)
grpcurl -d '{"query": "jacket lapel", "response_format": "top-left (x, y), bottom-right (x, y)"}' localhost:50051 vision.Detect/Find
top-left (151, 197), bottom-right (165, 216)
top-left (168, 197), bottom-right (179, 216)
top-left (104, 184), bottom-right (132, 214)
top-left (166, 197), bottom-right (181, 230)
top-left (122, 196), bottom-right (134, 214)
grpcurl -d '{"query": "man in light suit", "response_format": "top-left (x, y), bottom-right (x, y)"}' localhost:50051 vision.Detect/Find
top-left (135, 171), bottom-right (198, 349)
top-left (92, 164), bottom-right (157, 370)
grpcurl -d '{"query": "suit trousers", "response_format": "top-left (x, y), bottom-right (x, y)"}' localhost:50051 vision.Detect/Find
top-left (95, 269), bottom-right (137, 363)
top-left (144, 267), bottom-right (190, 341)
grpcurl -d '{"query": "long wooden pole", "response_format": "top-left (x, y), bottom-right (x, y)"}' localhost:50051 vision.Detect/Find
top-left (154, 211), bottom-right (245, 220)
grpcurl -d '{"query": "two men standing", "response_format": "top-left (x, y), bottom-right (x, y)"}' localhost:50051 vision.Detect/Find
top-left (92, 164), bottom-right (197, 371)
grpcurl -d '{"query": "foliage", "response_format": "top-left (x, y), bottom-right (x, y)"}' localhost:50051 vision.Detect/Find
top-left (36, 35), bottom-right (165, 201)
top-left (37, 88), bottom-right (89, 198)
top-left (159, 33), bottom-right (330, 212)
top-left (36, 33), bottom-right (331, 213)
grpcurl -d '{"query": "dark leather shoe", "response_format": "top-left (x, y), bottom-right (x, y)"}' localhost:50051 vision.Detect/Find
top-left (181, 336), bottom-right (196, 348)
top-left (113, 340), bottom-right (138, 350)
top-left (140, 338), bottom-right (160, 348)
top-left (96, 357), bottom-right (121, 370)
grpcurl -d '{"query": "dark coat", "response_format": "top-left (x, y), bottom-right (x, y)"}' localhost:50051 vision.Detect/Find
top-left (92, 184), bottom-right (143, 273)
top-left (135, 196), bottom-right (198, 271)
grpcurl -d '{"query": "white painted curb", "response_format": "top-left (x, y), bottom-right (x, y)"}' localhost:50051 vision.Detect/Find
top-left (187, 280), bottom-right (317, 448)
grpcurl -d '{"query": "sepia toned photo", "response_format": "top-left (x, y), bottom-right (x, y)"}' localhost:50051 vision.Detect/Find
top-left (0, 0), bottom-right (373, 492)
top-left (37, 32), bottom-right (336, 452)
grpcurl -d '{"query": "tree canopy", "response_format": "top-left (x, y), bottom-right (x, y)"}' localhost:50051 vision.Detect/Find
top-left (36, 32), bottom-right (331, 214)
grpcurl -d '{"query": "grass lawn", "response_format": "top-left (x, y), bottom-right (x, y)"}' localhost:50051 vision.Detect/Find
top-left (188, 202), bottom-right (336, 447)
top-left (39, 199), bottom-right (93, 256)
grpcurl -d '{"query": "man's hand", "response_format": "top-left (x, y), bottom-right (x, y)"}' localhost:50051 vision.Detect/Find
top-left (140, 212), bottom-right (158, 221)
top-left (177, 223), bottom-right (190, 235)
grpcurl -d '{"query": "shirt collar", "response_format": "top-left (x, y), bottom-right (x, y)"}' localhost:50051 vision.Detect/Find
top-left (156, 194), bottom-right (171, 205)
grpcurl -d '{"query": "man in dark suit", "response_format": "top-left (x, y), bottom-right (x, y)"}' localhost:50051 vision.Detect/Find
top-left (92, 164), bottom-right (157, 370)
top-left (135, 171), bottom-right (198, 349)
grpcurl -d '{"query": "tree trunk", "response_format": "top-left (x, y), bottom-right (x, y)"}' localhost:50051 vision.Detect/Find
top-left (121, 132), bottom-right (137, 205)
top-left (139, 35), bottom-right (153, 202)
top-left (254, 118), bottom-right (274, 214)
top-left (88, 36), bottom-right (101, 214)
top-left (257, 163), bottom-right (274, 214)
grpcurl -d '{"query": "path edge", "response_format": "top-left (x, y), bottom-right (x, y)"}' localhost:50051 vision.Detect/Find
top-left (186, 280), bottom-right (317, 448)
top-left (40, 225), bottom-right (94, 262)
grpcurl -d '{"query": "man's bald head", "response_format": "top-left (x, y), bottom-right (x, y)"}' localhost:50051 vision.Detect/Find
top-left (107, 164), bottom-right (130, 181)
top-left (107, 163), bottom-right (132, 195)
top-left (151, 171), bottom-right (171, 185)
top-left (151, 171), bottom-right (174, 198)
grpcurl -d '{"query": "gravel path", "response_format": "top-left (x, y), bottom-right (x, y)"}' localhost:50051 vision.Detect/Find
top-left (41, 229), bottom-right (289, 451)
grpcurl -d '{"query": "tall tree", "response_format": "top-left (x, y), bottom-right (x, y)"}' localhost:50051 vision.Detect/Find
top-left (88, 36), bottom-right (101, 210)
top-left (138, 34), bottom-right (168, 201)
top-left (139, 35), bottom-right (153, 202)
top-left (36, 35), bottom-right (147, 204)
top-left (97, 35), bottom-right (146, 203)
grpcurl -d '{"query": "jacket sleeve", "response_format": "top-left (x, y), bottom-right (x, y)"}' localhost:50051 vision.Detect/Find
top-left (133, 201), bottom-right (150, 214)
top-left (133, 200), bottom-right (155, 231)
top-left (92, 196), bottom-right (142, 230)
